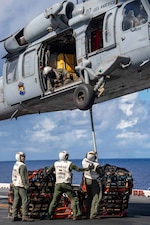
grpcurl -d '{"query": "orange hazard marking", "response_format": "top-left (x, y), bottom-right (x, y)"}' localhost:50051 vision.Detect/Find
top-left (132, 190), bottom-right (145, 197)
top-left (0, 203), bottom-right (8, 209)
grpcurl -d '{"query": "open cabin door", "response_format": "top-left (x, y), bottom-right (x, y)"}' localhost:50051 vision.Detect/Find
top-left (4, 44), bottom-right (43, 106)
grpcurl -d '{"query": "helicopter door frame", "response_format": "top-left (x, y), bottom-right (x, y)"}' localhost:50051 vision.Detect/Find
top-left (4, 44), bottom-right (43, 106)
top-left (103, 8), bottom-right (117, 49)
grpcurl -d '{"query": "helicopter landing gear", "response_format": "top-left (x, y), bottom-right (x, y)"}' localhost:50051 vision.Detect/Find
top-left (73, 83), bottom-right (95, 110)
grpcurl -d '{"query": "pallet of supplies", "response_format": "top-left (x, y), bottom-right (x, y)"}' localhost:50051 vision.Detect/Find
top-left (8, 164), bottom-right (133, 219)
top-left (99, 164), bottom-right (133, 217)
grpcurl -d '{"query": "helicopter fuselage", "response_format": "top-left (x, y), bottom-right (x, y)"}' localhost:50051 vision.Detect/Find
top-left (0, 0), bottom-right (150, 120)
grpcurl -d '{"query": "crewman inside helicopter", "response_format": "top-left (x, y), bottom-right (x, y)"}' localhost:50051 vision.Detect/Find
top-left (42, 66), bottom-right (74, 91)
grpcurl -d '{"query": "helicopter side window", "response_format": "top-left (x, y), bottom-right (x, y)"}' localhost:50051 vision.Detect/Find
top-left (23, 50), bottom-right (35, 77)
top-left (88, 16), bottom-right (104, 53)
top-left (6, 58), bottom-right (18, 84)
top-left (90, 29), bottom-right (102, 52)
top-left (122, 1), bottom-right (148, 31)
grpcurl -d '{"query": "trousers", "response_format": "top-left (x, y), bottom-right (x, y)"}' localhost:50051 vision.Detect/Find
top-left (85, 178), bottom-right (102, 219)
top-left (48, 183), bottom-right (81, 217)
top-left (13, 186), bottom-right (29, 218)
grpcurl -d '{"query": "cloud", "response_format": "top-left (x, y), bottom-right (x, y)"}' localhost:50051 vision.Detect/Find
top-left (24, 113), bottom-right (89, 145)
top-left (58, 129), bottom-right (88, 146)
top-left (92, 100), bottom-right (120, 131)
top-left (75, 129), bottom-right (87, 139)
top-left (117, 118), bottom-right (138, 130)
top-left (119, 93), bottom-right (138, 116)
top-left (114, 130), bottom-right (150, 156)
top-left (33, 117), bottom-right (57, 132)
top-left (26, 116), bottom-right (58, 143)
top-left (116, 131), bottom-right (149, 141)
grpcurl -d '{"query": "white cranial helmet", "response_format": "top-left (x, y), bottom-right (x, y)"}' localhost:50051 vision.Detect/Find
top-left (59, 151), bottom-right (69, 161)
top-left (86, 151), bottom-right (96, 162)
top-left (15, 152), bottom-right (26, 162)
top-left (43, 66), bottom-right (52, 75)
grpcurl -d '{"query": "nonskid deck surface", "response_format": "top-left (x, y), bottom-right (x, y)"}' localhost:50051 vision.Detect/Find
top-left (0, 195), bottom-right (150, 225)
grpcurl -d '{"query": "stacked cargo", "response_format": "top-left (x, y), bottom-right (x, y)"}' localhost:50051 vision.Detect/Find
top-left (99, 164), bottom-right (133, 217)
top-left (8, 168), bottom-right (55, 219)
top-left (8, 164), bottom-right (133, 219)
top-left (27, 168), bottom-right (54, 218)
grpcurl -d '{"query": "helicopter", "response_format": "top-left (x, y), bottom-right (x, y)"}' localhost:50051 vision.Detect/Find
top-left (0, 0), bottom-right (150, 121)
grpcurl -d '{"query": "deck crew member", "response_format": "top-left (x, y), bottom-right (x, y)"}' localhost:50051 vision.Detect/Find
top-left (82, 151), bottom-right (104, 219)
top-left (46, 151), bottom-right (92, 220)
top-left (12, 152), bottom-right (34, 222)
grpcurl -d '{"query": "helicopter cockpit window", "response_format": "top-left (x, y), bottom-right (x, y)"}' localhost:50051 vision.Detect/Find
top-left (6, 58), bottom-right (18, 84)
top-left (122, 0), bottom-right (148, 31)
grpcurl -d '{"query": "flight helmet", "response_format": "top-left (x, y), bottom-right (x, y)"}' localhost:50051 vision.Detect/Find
top-left (43, 66), bottom-right (52, 75)
top-left (15, 152), bottom-right (26, 162)
top-left (59, 151), bottom-right (69, 161)
top-left (86, 151), bottom-right (96, 162)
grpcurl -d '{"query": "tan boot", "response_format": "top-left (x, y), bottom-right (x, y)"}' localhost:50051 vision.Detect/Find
top-left (22, 217), bottom-right (34, 222)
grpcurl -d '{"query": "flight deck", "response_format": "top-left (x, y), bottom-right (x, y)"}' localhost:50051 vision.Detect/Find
top-left (0, 192), bottom-right (150, 225)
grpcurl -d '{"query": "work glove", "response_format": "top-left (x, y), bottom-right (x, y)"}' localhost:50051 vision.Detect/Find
top-left (88, 163), bottom-right (94, 170)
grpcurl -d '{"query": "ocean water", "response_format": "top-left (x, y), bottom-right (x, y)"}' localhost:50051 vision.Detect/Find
top-left (0, 158), bottom-right (149, 190)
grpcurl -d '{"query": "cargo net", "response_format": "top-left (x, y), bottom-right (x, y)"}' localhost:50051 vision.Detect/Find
top-left (8, 164), bottom-right (133, 219)
top-left (99, 164), bottom-right (133, 217)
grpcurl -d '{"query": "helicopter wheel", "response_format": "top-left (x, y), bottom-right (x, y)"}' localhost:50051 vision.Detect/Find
top-left (73, 83), bottom-right (95, 110)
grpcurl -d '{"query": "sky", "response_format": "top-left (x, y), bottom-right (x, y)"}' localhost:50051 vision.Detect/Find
top-left (0, 0), bottom-right (150, 161)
